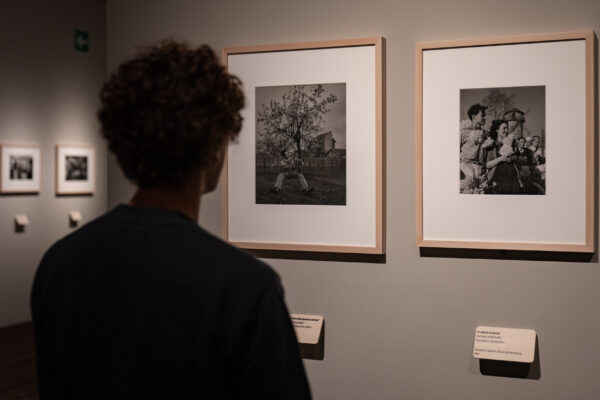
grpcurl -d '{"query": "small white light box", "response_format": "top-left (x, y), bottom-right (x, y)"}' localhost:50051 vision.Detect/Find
top-left (14, 214), bottom-right (29, 227)
top-left (14, 213), bottom-right (29, 233)
top-left (69, 210), bottom-right (82, 226)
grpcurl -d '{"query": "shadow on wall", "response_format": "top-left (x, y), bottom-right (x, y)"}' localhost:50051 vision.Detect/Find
top-left (249, 249), bottom-right (386, 264)
top-left (299, 320), bottom-right (325, 361)
top-left (479, 336), bottom-right (541, 380)
top-left (420, 248), bottom-right (594, 263)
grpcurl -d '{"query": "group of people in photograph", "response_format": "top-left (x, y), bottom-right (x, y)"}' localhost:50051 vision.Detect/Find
top-left (460, 103), bottom-right (546, 195)
top-left (9, 156), bottom-right (33, 180)
top-left (65, 156), bottom-right (88, 181)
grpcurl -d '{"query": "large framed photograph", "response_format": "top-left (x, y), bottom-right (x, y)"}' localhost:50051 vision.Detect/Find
top-left (0, 144), bottom-right (42, 193)
top-left (56, 144), bottom-right (95, 195)
top-left (223, 38), bottom-right (385, 254)
top-left (416, 31), bottom-right (596, 252)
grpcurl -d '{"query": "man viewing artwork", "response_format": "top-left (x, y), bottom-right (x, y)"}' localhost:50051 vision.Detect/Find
top-left (31, 40), bottom-right (311, 400)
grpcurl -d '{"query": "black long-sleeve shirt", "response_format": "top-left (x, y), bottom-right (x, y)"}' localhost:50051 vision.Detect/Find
top-left (31, 204), bottom-right (311, 400)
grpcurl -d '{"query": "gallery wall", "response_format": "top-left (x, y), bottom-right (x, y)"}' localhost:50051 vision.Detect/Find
top-left (0, 0), bottom-right (107, 328)
top-left (104, 1), bottom-right (600, 399)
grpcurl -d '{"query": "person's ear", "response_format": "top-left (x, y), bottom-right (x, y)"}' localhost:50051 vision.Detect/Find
top-left (214, 142), bottom-right (227, 165)
top-left (214, 149), bottom-right (223, 165)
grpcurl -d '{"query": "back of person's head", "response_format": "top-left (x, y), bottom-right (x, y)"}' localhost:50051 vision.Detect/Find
top-left (98, 40), bottom-right (245, 188)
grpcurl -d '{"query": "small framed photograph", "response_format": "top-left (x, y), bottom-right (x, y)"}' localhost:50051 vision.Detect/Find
top-left (223, 38), bottom-right (385, 254)
top-left (416, 31), bottom-right (596, 252)
top-left (0, 144), bottom-right (42, 193)
top-left (56, 144), bottom-right (95, 195)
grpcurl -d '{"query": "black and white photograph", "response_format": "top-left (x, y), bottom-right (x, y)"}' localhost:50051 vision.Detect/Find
top-left (56, 144), bottom-right (95, 194)
top-left (419, 33), bottom-right (593, 251)
top-left (9, 155), bottom-right (33, 180)
top-left (255, 83), bottom-right (346, 205)
top-left (459, 85), bottom-right (546, 195)
top-left (65, 155), bottom-right (88, 180)
top-left (225, 39), bottom-right (384, 253)
top-left (1, 145), bottom-right (41, 193)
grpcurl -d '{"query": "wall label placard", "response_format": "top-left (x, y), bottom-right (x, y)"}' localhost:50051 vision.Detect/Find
top-left (290, 314), bottom-right (323, 345)
top-left (14, 214), bottom-right (29, 227)
top-left (473, 325), bottom-right (536, 363)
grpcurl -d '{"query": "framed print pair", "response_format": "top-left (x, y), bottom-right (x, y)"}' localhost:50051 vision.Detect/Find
top-left (223, 38), bottom-right (385, 254)
top-left (0, 144), bottom-right (95, 194)
top-left (416, 31), bottom-right (596, 252)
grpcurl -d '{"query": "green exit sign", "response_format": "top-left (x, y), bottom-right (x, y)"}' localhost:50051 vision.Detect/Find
top-left (74, 30), bottom-right (89, 52)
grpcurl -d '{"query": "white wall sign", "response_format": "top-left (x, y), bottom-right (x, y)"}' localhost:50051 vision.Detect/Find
top-left (473, 325), bottom-right (536, 363)
top-left (69, 210), bottom-right (82, 223)
top-left (290, 314), bottom-right (324, 345)
top-left (14, 214), bottom-right (29, 227)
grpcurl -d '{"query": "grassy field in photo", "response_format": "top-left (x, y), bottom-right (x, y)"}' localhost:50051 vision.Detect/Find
top-left (256, 170), bottom-right (346, 205)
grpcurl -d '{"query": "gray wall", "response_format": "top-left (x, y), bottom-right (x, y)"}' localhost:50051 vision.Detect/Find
top-left (0, 0), bottom-right (107, 328)
top-left (105, 1), bottom-right (600, 399)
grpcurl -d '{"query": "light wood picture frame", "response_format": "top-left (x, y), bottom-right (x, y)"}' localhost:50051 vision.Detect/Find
top-left (222, 37), bottom-right (385, 254)
top-left (55, 144), bottom-right (96, 195)
top-left (0, 144), bottom-right (42, 194)
top-left (416, 31), bottom-right (596, 252)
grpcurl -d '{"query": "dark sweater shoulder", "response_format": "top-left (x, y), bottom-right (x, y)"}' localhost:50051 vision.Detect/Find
top-left (32, 206), bottom-right (310, 400)
top-left (38, 205), bottom-right (278, 296)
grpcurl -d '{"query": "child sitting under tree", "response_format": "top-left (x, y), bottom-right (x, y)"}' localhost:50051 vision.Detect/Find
top-left (270, 148), bottom-right (313, 194)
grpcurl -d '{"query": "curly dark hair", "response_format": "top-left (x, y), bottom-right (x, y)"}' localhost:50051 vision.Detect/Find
top-left (98, 40), bottom-right (245, 188)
